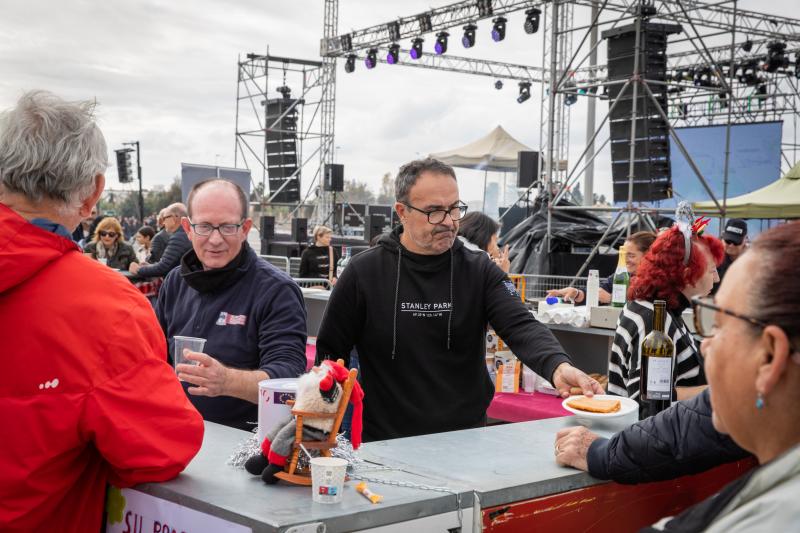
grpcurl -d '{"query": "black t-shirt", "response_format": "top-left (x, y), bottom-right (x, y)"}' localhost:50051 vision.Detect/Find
top-left (299, 245), bottom-right (340, 279)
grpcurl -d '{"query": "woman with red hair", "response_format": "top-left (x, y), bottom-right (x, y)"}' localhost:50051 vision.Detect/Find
top-left (608, 224), bottom-right (724, 417)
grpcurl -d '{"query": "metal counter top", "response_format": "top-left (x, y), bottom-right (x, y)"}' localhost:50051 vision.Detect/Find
top-left (138, 422), bottom-right (468, 533)
top-left (138, 416), bottom-right (617, 532)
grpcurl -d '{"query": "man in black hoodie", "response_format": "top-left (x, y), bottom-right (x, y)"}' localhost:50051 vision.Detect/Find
top-left (316, 158), bottom-right (602, 441)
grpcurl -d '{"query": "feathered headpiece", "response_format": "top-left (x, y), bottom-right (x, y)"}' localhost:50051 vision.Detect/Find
top-left (675, 201), bottom-right (710, 265)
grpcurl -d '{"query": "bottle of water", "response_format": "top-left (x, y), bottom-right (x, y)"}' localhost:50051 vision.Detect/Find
top-left (336, 246), bottom-right (351, 278)
top-left (586, 269), bottom-right (600, 309)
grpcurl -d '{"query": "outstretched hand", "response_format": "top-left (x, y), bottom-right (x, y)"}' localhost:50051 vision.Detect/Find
top-left (552, 363), bottom-right (603, 398)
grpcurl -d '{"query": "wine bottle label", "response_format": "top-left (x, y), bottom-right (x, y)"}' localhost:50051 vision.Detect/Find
top-left (612, 284), bottom-right (627, 304)
top-left (645, 357), bottom-right (672, 400)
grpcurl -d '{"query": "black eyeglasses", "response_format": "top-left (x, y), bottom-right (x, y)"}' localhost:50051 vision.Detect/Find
top-left (403, 202), bottom-right (468, 224)
top-left (98, 231), bottom-right (118, 238)
top-left (189, 220), bottom-right (244, 237)
top-left (691, 296), bottom-right (769, 338)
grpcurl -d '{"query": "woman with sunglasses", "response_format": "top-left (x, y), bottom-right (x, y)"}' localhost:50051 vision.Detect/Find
top-left (555, 222), bottom-right (800, 531)
top-left (83, 217), bottom-right (138, 271)
top-left (608, 224), bottom-right (724, 416)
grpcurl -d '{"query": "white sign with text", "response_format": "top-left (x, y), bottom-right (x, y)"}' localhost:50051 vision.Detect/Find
top-left (106, 487), bottom-right (252, 533)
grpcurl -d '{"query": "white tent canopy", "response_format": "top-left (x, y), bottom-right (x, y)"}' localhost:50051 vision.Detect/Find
top-left (429, 125), bottom-right (533, 172)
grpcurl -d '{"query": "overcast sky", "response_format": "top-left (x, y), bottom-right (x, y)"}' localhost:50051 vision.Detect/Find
top-left (1, 0), bottom-right (796, 210)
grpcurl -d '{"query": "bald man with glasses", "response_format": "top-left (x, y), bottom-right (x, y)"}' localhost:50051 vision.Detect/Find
top-left (155, 178), bottom-right (306, 430)
top-left (316, 158), bottom-right (601, 442)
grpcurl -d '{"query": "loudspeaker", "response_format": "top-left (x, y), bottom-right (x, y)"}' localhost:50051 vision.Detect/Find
top-left (265, 98), bottom-right (301, 203)
top-left (602, 21), bottom-right (682, 203)
top-left (291, 217), bottom-right (308, 243)
top-left (324, 163), bottom-right (344, 192)
top-left (365, 214), bottom-right (386, 244)
top-left (260, 216), bottom-right (275, 240)
top-left (517, 151), bottom-right (539, 188)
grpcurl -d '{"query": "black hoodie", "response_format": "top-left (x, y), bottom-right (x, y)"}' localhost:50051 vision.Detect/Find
top-left (316, 226), bottom-right (570, 441)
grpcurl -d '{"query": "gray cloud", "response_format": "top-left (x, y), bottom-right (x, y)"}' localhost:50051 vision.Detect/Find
top-left (1, 0), bottom-right (796, 204)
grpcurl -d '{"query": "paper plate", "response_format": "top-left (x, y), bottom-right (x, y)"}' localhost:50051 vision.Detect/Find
top-left (561, 394), bottom-right (639, 419)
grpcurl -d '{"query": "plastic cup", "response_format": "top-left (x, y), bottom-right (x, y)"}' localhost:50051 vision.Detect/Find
top-left (310, 457), bottom-right (347, 504)
top-left (97, 258), bottom-right (108, 266)
top-left (173, 336), bottom-right (206, 371)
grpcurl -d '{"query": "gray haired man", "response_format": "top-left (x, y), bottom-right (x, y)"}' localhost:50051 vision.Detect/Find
top-left (0, 91), bottom-right (203, 531)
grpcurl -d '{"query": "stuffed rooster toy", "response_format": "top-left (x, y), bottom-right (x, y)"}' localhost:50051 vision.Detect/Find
top-left (244, 360), bottom-right (363, 484)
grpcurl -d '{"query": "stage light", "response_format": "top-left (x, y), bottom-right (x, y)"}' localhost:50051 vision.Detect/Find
top-left (491, 17), bottom-right (507, 42)
top-left (524, 8), bottom-right (541, 34)
top-left (365, 49), bottom-right (377, 69)
top-left (341, 34), bottom-right (353, 52)
top-left (386, 44), bottom-right (400, 65)
top-left (764, 41), bottom-right (788, 73)
top-left (435, 32), bottom-right (449, 55)
top-left (387, 21), bottom-right (401, 42)
top-left (462, 24), bottom-right (477, 49)
top-left (795, 54), bottom-right (800, 79)
top-left (410, 38), bottom-right (424, 60)
top-left (564, 80), bottom-right (578, 105)
top-left (741, 39), bottom-right (753, 52)
top-left (517, 82), bottom-right (531, 104)
top-left (418, 13), bottom-right (433, 33)
top-left (495, 80), bottom-right (503, 90)
top-left (344, 54), bottom-right (356, 73)
top-left (755, 84), bottom-right (768, 107)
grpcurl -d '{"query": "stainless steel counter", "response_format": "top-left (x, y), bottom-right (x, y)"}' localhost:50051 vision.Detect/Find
top-left (132, 417), bottom-right (614, 532)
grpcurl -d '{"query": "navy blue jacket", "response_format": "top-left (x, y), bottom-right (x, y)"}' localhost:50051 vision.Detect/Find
top-left (588, 388), bottom-right (750, 484)
top-left (156, 245), bottom-right (307, 430)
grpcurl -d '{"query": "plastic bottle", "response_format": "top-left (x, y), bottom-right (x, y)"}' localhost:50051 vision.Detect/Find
top-left (586, 269), bottom-right (600, 309)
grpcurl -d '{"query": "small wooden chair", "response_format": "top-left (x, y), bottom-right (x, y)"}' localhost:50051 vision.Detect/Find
top-left (274, 359), bottom-right (358, 485)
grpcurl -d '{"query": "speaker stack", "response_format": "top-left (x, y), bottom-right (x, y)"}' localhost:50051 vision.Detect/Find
top-left (602, 20), bottom-right (682, 202)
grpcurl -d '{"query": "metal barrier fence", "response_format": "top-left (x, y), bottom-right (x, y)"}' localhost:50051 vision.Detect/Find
top-left (259, 254), bottom-right (290, 273)
top-left (289, 257), bottom-right (301, 278)
top-left (508, 274), bottom-right (589, 302)
top-left (293, 278), bottom-right (333, 290)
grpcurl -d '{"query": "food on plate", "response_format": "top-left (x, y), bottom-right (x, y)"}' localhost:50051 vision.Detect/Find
top-left (566, 396), bottom-right (621, 414)
top-left (568, 373), bottom-right (608, 396)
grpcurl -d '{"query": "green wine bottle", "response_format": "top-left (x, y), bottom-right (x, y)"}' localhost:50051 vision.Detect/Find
top-left (611, 245), bottom-right (630, 308)
top-left (639, 300), bottom-right (675, 419)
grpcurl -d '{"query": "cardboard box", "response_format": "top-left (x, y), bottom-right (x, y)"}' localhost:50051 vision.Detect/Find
top-left (589, 306), bottom-right (622, 329)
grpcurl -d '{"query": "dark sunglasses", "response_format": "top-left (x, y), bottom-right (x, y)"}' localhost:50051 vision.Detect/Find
top-left (99, 231), bottom-right (118, 238)
top-left (723, 239), bottom-right (741, 246)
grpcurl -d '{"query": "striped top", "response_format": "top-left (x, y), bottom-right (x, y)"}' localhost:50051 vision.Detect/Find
top-left (608, 299), bottom-right (706, 401)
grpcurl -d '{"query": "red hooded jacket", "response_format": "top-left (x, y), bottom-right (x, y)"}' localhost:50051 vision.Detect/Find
top-left (0, 204), bottom-right (205, 532)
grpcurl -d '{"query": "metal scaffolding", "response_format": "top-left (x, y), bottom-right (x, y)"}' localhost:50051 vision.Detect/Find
top-left (235, 0), bottom-right (799, 258)
top-left (233, 52), bottom-right (333, 223)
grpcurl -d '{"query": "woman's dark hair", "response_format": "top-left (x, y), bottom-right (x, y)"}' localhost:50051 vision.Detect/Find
top-left (749, 221), bottom-right (800, 343)
top-left (137, 225), bottom-right (155, 239)
top-left (458, 211), bottom-right (500, 252)
top-left (626, 230), bottom-right (657, 253)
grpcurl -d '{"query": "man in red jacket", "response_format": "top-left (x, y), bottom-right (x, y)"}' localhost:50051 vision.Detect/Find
top-left (0, 91), bottom-right (205, 532)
